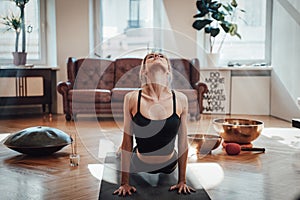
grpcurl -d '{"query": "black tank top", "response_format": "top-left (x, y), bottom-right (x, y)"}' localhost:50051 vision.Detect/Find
top-left (132, 90), bottom-right (181, 156)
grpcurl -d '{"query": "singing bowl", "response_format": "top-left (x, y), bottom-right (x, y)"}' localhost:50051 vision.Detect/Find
top-left (187, 134), bottom-right (222, 154)
top-left (213, 118), bottom-right (264, 144)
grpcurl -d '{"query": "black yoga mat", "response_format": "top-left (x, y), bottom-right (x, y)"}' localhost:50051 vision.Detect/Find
top-left (98, 153), bottom-right (211, 200)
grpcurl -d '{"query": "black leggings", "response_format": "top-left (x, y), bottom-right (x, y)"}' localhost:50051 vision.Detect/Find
top-left (130, 147), bottom-right (178, 174)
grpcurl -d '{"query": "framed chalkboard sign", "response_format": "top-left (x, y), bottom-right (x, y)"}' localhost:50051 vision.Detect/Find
top-left (200, 70), bottom-right (230, 114)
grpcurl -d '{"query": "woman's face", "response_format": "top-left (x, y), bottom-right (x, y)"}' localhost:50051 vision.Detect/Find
top-left (144, 53), bottom-right (169, 73)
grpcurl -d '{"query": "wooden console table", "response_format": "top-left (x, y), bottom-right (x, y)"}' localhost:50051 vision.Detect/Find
top-left (0, 66), bottom-right (58, 114)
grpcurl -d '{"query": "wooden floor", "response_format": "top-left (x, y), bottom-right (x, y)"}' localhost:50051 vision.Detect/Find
top-left (0, 113), bottom-right (300, 200)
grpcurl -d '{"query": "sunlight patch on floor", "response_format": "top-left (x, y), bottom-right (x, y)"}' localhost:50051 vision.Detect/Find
top-left (262, 128), bottom-right (300, 149)
top-left (98, 139), bottom-right (116, 158)
top-left (0, 133), bottom-right (10, 142)
top-left (187, 162), bottom-right (224, 190)
top-left (88, 164), bottom-right (104, 181)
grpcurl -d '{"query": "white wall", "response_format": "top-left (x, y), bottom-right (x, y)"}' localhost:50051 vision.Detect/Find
top-left (271, 0), bottom-right (300, 121)
top-left (162, 0), bottom-right (198, 58)
top-left (55, 0), bottom-right (90, 113)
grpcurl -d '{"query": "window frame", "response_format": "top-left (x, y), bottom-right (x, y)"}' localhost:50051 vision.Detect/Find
top-left (94, 0), bottom-right (158, 59)
top-left (0, 0), bottom-right (46, 65)
top-left (94, 0), bottom-right (272, 64)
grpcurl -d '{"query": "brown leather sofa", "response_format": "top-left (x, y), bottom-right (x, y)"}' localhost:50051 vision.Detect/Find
top-left (57, 57), bottom-right (208, 121)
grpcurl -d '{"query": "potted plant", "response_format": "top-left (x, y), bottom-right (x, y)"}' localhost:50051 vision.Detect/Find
top-left (1, 13), bottom-right (22, 54)
top-left (1, 0), bottom-right (30, 65)
top-left (192, 0), bottom-right (244, 66)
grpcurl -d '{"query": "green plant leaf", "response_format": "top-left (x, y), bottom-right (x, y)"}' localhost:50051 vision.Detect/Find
top-left (229, 23), bottom-right (238, 35)
top-left (205, 26), bottom-right (211, 33)
top-left (235, 32), bottom-right (241, 39)
top-left (192, 19), bottom-right (212, 30)
top-left (220, 23), bottom-right (230, 33)
top-left (13, 0), bottom-right (30, 7)
top-left (223, 3), bottom-right (233, 14)
top-left (212, 12), bottom-right (224, 21)
top-left (196, 0), bottom-right (209, 13)
top-left (231, 0), bottom-right (238, 8)
top-left (193, 12), bottom-right (207, 18)
top-left (1, 13), bottom-right (21, 32)
top-left (209, 2), bottom-right (221, 11)
top-left (210, 27), bottom-right (220, 37)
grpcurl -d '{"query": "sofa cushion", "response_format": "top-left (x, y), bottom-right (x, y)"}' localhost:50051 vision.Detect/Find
top-left (170, 59), bottom-right (192, 89)
top-left (69, 89), bottom-right (111, 103)
top-left (71, 102), bottom-right (112, 114)
top-left (177, 89), bottom-right (199, 115)
top-left (177, 89), bottom-right (198, 102)
top-left (111, 88), bottom-right (141, 102)
top-left (114, 58), bottom-right (142, 88)
top-left (74, 59), bottom-right (115, 90)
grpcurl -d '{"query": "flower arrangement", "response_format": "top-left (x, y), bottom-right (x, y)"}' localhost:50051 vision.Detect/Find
top-left (192, 0), bottom-right (245, 53)
top-left (1, 13), bottom-right (22, 52)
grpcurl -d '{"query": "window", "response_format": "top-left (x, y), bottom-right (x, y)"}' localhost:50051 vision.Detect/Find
top-left (0, 0), bottom-right (45, 64)
top-left (211, 0), bottom-right (271, 65)
top-left (128, 0), bottom-right (142, 28)
top-left (97, 0), bottom-right (271, 63)
top-left (97, 0), bottom-right (155, 58)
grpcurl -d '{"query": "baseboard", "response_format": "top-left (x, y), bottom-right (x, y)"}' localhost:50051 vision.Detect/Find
top-left (0, 105), bottom-right (44, 118)
top-left (292, 118), bottom-right (300, 129)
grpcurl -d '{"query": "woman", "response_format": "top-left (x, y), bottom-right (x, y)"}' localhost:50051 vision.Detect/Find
top-left (113, 52), bottom-right (195, 196)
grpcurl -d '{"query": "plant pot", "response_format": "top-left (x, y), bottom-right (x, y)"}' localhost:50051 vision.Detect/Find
top-left (206, 53), bottom-right (220, 67)
top-left (12, 52), bottom-right (27, 66)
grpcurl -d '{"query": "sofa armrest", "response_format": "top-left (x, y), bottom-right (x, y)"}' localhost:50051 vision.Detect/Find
top-left (57, 81), bottom-right (72, 114)
top-left (195, 81), bottom-right (208, 94)
top-left (57, 81), bottom-right (72, 95)
top-left (194, 81), bottom-right (208, 113)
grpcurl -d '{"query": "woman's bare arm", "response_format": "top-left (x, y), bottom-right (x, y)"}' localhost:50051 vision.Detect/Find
top-left (114, 92), bottom-right (137, 196)
top-left (169, 91), bottom-right (195, 194)
top-left (177, 92), bottom-right (188, 184)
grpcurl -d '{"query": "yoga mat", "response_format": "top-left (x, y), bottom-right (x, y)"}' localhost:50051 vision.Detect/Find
top-left (99, 153), bottom-right (211, 200)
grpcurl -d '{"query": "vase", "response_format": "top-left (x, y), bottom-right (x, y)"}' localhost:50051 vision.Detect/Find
top-left (12, 52), bottom-right (27, 66)
top-left (206, 53), bottom-right (220, 67)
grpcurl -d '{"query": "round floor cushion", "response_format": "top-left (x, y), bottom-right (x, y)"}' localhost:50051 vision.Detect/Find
top-left (4, 126), bottom-right (72, 156)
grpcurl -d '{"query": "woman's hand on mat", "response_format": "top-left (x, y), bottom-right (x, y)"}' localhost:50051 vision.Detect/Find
top-left (113, 184), bottom-right (137, 196)
top-left (169, 181), bottom-right (196, 194)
